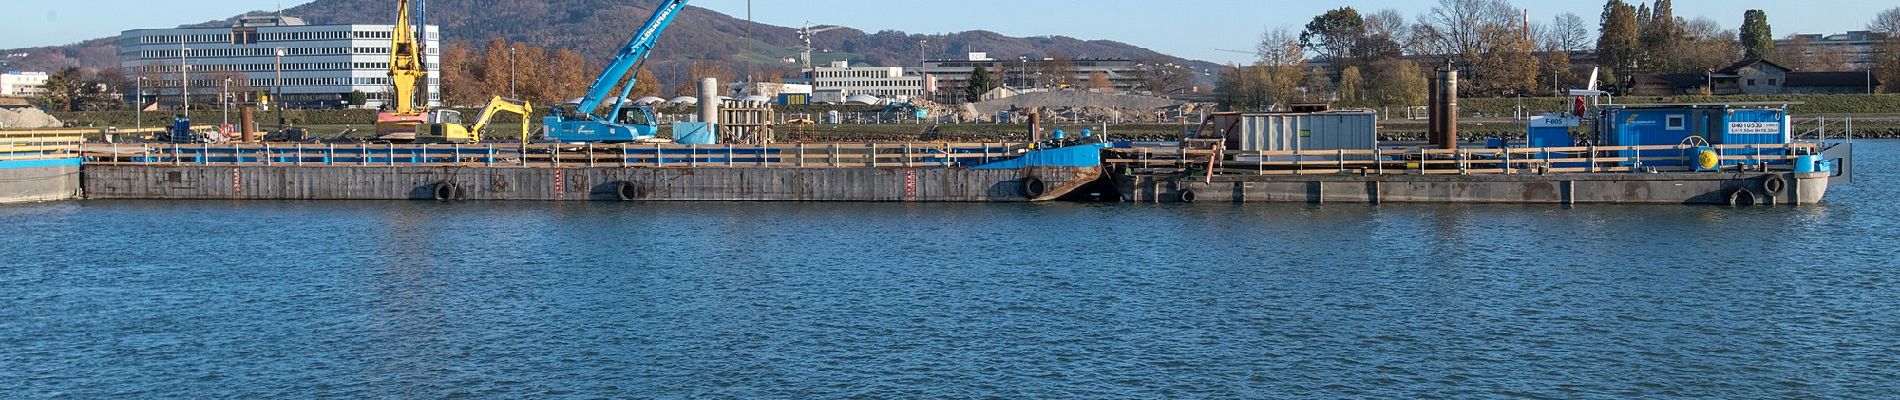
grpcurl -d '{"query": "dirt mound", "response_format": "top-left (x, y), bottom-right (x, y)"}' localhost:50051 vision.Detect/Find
top-left (0, 107), bottom-right (62, 130)
top-left (968, 91), bottom-right (1197, 123)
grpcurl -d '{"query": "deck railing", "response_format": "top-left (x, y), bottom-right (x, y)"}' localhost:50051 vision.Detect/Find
top-left (1106, 143), bottom-right (1820, 176)
top-left (0, 130), bottom-right (86, 162)
top-left (80, 142), bottom-right (1031, 169)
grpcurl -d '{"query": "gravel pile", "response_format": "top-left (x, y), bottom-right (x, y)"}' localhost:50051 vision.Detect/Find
top-left (0, 107), bottom-right (62, 129)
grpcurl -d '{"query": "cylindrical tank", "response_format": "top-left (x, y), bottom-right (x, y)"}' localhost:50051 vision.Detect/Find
top-left (240, 106), bottom-right (257, 142)
top-left (697, 78), bottom-right (719, 126)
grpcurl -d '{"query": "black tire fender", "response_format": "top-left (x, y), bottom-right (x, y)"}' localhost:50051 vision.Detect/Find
top-left (1020, 176), bottom-right (1047, 199)
top-left (1178, 189), bottom-right (1198, 203)
top-left (1728, 188), bottom-right (1757, 207)
top-left (616, 181), bottom-right (642, 201)
top-left (1762, 174), bottom-right (1787, 195)
top-left (433, 181), bottom-right (460, 202)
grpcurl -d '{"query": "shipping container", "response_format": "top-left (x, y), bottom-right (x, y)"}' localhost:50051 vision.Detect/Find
top-left (1596, 103), bottom-right (1791, 167)
top-left (1211, 111), bottom-right (1378, 153)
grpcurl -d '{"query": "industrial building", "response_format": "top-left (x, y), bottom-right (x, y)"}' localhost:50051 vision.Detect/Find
top-left (1777, 31), bottom-right (1889, 71)
top-left (917, 53), bottom-right (1147, 102)
top-left (805, 61), bottom-right (928, 103)
top-left (1626, 58), bottom-right (1881, 96)
top-left (1, 71), bottom-right (48, 98)
top-left (117, 14), bottom-right (441, 109)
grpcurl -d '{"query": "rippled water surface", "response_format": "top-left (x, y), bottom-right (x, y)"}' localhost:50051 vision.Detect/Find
top-left (2, 141), bottom-right (1897, 398)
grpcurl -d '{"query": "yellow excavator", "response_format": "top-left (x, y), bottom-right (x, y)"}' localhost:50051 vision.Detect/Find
top-left (421, 96), bottom-right (534, 144)
top-left (374, 0), bottom-right (429, 141)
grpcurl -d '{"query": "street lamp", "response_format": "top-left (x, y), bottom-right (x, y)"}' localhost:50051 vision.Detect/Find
top-left (135, 76), bottom-right (143, 133)
top-left (274, 48), bottom-right (285, 132)
top-left (222, 78), bottom-right (232, 128)
top-left (509, 46), bottom-right (517, 98)
top-left (180, 44), bottom-right (190, 118)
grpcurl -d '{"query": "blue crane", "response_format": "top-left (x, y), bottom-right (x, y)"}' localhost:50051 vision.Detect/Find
top-left (544, 0), bottom-right (690, 142)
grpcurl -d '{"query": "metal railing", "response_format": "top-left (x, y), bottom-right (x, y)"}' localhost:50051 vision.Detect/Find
top-left (81, 142), bottom-right (1033, 169)
top-left (1107, 143), bottom-right (1821, 176)
top-left (0, 131), bottom-right (86, 162)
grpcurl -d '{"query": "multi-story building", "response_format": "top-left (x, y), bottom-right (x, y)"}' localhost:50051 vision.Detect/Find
top-left (118, 14), bottom-right (440, 109)
top-left (807, 61), bottom-right (927, 102)
top-left (1777, 31), bottom-right (1888, 71)
top-left (1, 71), bottom-right (49, 97)
top-left (917, 53), bottom-right (1147, 102)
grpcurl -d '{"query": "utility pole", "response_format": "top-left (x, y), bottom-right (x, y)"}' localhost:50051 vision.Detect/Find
top-left (180, 43), bottom-right (189, 117)
top-left (275, 48), bottom-right (285, 131)
top-left (135, 77), bottom-right (143, 132)
top-left (509, 46), bottom-right (517, 98)
top-left (222, 78), bottom-right (231, 128)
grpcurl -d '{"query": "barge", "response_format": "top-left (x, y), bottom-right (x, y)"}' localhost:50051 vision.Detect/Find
top-left (0, 131), bottom-right (84, 204)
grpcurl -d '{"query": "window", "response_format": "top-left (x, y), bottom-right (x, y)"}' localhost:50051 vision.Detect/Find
top-left (1666, 115), bottom-right (1686, 131)
top-left (1747, 79), bottom-right (1756, 86)
top-left (1768, 79), bottom-right (1778, 86)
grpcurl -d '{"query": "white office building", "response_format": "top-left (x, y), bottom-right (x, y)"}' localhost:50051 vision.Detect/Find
top-left (118, 14), bottom-right (440, 109)
top-left (809, 61), bottom-right (928, 102)
top-left (1, 71), bottom-right (49, 97)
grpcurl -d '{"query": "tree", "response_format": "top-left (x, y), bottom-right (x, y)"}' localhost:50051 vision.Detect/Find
top-left (1674, 17), bottom-right (1741, 74)
top-left (1301, 7), bottom-right (1366, 67)
top-left (439, 42), bottom-right (480, 106)
top-left (1088, 71), bottom-right (1113, 91)
top-left (35, 67), bottom-right (111, 112)
top-left (1741, 10), bottom-right (1774, 59)
top-left (1545, 13), bottom-right (1592, 52)
top-left (1873, 7), bottom-right (1900, 93)
top-left (1416, 0), bottom-right (1541, 96)
top-left (630, 67), bottom-right (662, 99)
top-left (1358, 9), bottom-right (1410, 61)
top-left (1132, 56), bottom-right (1191, 94)
top-left (347, 90), bottom-right (368, 107)
top-left (964, 65), bottom-right (994, 102)
top-left (1337, 66), bottom-right (1364, 106)
top-left (1038, 53), bottom-right (1077, 88)
top-left (1597, 0), bottom-right (1641, 81)
top-left (1539, 50), bottom-right (1574, 95)
top-left (1254, 27), bottom-right (1306, 106)
top-left (1364, 58), bottom-right (1426, 108)
top-left (1639, 0), bottom-right (1683, 73)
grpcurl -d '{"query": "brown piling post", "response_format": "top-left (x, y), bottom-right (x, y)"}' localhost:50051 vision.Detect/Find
top-left (240, 106), bottom-right (257, 142)
top-left (1441, 60), bottom-right (1460, 150)
top-left (1028, 112), bottom-right (1042, 144)
top-left (1427, 66), bottom-right (1442, 148)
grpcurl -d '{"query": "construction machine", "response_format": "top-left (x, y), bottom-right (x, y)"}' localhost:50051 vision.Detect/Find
top-left (374, 0), bottom-right (430, 141)
top-left (422, 96), bottom-right (534, 144)
top-left (543, 0), bottom-right (690, 142)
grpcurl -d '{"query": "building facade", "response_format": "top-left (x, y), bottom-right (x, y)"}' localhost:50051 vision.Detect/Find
top-left (1, 71), bottom-right (48, 97)
top-left (1777, 31), bottom-right (1888, 71)
top-left (118, 15), bottom-right (441, 109)
top-left (1626, 58), bottom-right (1879, 96)
top-left (918, 53), bottom-right (1146, 103)
top-left (808, 61), bottom-right (926, 102)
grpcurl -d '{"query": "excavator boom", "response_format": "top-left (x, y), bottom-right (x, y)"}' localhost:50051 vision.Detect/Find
top-left (376, 0), bottom-right (430, 139)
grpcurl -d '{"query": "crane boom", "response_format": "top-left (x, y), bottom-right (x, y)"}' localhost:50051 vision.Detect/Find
top-left (575, 0), bottom-right (690, 119)
top-left (545, 0), bottom-right (691, 142)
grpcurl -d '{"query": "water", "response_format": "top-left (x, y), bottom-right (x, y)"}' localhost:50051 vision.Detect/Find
top-left (2, 142), bottom-right (1896, 399)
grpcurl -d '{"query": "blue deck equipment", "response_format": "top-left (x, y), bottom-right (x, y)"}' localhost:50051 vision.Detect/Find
top-left (1594, 102), bottom-right (1794, 167)
top-left (543, 0), bottom-right (690, 142)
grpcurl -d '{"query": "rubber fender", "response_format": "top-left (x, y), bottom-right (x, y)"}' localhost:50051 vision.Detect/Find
top-left (1020, 176), bottom-right (1047, 199)
top-left (1762, 174), bottom-right (1787, 195)
top-left (1728, 188), bottom-right (1757, 206)
top-left (615, 181), bottom-right (643, 201)
top-left (433, 181), bottom-right (460, 202)
top-left (1178, 189), bottom-right (1198, 203)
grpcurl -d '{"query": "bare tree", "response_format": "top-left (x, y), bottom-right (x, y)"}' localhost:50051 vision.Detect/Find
top-left (1254, 28), bottom-right (1307, 105)
top-left (1545, 13), bottom-right (1592, 52)
top-left (1415, 0), bottom-right (1539, 96)
top-left (1361, 9), bottom-right (1411, 60)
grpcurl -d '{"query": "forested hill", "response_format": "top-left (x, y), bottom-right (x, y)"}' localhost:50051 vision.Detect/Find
top-left (4, 0), bottom-right (1219, 89)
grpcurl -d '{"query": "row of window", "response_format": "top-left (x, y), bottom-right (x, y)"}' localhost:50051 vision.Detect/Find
top-left (139, 62), bottom-right (420, 74)
top-left (136, 77), bottom-right (438, 89)
top-left (136, 46), bottom-right (438, 60)
top-left (814, 70), bottom-right (901, 79)
top-left (135, 30), bottom-right (435, 45)
top-left (816, 79), bottom-right (923, 88)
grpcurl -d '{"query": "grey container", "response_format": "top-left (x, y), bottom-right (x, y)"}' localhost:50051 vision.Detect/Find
top-left (1221, 111), bottom-right (1378, 152)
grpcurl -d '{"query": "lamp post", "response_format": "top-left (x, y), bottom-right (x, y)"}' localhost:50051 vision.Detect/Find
top-left (509, 46), bottom-right (517, 98)
top-left (274, 48), bottom-right (285, 131)
top-left (135, 76), bottom-right (143, 132)
top-left (222, 78), bottom-right (231, 128)
top-left (180, 44), bottom-right (190, 117)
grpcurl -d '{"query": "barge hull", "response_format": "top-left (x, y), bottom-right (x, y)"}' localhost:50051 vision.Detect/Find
top-left (1121, 171), bottom-right (1829, 205)
top-left (0, 159), bottom-right (82, 204)
top-left (81, 165), bottom-right (1099, 202)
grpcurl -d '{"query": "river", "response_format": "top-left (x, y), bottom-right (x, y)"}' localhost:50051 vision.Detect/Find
top-left (1, 141), bottom-right (1895, 398)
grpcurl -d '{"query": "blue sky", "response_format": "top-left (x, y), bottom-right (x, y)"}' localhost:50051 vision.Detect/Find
top-left (2, 0), bottom-right (1891, 64)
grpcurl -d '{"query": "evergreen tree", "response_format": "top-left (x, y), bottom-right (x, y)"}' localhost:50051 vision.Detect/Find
top-left (1741, 10), bottom-right (1775, 59)
top-left (1596, 1), bottom-right (1641, 83)
top-left (1640, 0), bottom-right (1682, 72)
top-left (964, 65), bottom-right (993, 102)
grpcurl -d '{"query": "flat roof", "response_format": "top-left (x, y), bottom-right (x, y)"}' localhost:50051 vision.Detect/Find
top-left (1605, 102), bottom-right (1801, 109)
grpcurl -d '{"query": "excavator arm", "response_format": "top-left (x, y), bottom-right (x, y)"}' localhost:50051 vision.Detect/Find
top-left (387, 0), bottom-right (425, 116)
top-left (467, 96), bottom-right (534, 145)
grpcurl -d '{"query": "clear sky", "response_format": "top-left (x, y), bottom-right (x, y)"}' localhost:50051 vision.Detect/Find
top-left (2, 0), bottom-right (1891, 65)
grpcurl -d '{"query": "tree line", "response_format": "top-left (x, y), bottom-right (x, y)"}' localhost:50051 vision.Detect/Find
top-left (1218, 1), bottom-right (1900, 111)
